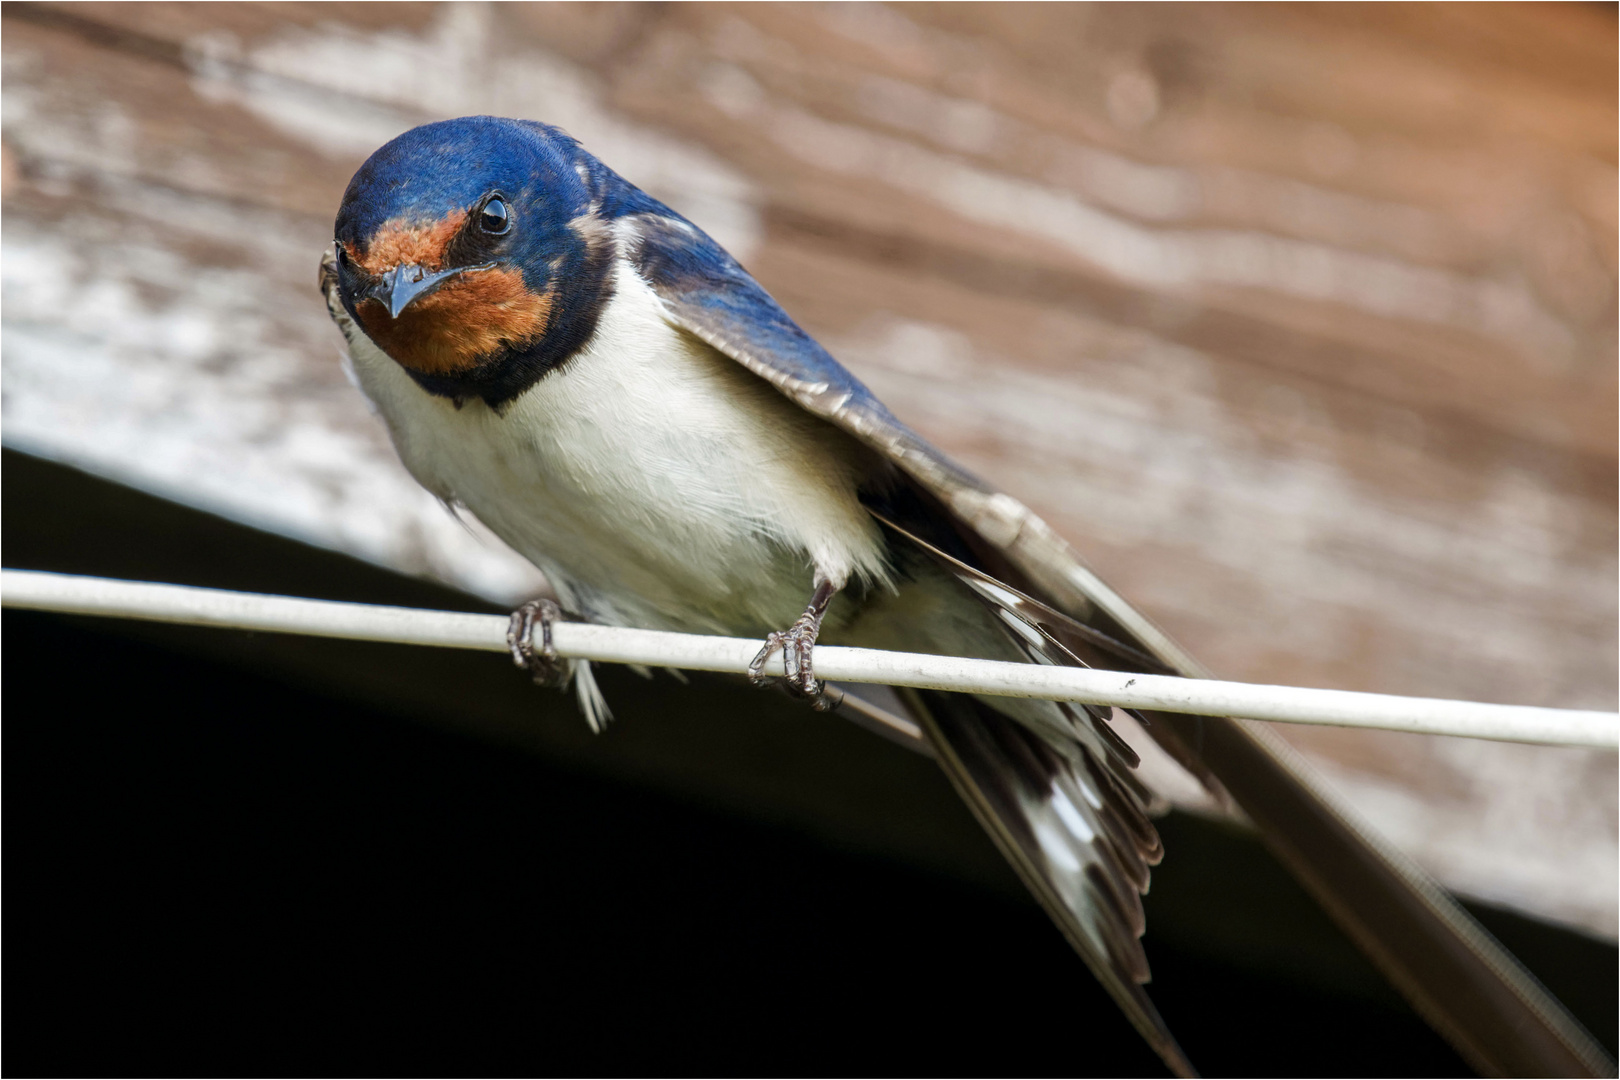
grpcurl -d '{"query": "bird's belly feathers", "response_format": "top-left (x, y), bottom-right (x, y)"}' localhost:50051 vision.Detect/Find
top-left (345, 264), bottom-right (889, 634)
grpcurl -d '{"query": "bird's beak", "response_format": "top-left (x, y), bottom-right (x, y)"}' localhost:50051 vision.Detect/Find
top-left (363, 262), bottom-right (493, 319)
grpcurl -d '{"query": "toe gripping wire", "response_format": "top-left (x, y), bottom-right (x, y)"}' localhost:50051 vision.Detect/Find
top-left (507, 597), bottom-right (566, 686)
top-left (749, 579), bottom-right (841, 711)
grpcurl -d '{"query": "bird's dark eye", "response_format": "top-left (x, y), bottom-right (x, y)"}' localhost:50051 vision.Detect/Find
top-left (480, 197), bottom-right (510, 235)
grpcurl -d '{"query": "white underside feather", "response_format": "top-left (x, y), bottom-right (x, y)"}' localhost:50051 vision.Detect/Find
top-left (342, 258), bottom-right (890, 639)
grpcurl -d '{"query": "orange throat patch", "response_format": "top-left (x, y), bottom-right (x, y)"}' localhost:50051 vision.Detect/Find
top-left (355, 265), bottom-right (554, 377)
top-left (349, 216), bottom-right (554, 376)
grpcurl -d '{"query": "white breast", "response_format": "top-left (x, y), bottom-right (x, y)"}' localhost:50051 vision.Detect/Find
top-left (342, 259), bottom-right (890, 634)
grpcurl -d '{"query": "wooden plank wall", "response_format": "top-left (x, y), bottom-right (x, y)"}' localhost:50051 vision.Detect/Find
top-left (2, 1), bottom-right (1614, 935)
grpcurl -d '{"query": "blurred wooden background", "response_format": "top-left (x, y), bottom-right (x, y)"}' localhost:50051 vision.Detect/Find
top-left (2, 2), bottom-right (1614, 936)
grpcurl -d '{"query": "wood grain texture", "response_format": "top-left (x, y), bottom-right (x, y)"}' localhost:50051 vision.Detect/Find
top-left (2, 1), bottom-right (1613, 935)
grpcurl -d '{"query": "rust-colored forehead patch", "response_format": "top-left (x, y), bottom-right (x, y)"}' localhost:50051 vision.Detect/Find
top-left (356, 265), bottom-right (554, 377)
top-left (350, 210), bottom-right (469, 274)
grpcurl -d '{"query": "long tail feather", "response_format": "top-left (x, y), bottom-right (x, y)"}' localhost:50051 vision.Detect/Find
top-left (1149, 711), bottom-right (1615, 1077)
top-left (890, 501), bottom-right (1616, 1077)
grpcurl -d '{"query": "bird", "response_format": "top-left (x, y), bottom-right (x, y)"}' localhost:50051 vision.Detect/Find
top-left (320, 115), bottom-right (1611, 1078)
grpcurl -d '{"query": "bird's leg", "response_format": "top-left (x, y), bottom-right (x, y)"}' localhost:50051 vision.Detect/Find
top-left (507, 598), bottom-right (566, 686)
top-left (749, 579), bottom-right (840, 711)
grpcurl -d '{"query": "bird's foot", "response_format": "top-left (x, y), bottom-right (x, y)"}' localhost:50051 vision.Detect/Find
top-left (507, 598), bottom-right (565, 686)
top-left (749, 583), bottom-right (841, 712)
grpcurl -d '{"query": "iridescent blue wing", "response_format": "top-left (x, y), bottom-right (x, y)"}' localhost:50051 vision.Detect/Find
top-left (619, 211), bottom-right (1188, 651)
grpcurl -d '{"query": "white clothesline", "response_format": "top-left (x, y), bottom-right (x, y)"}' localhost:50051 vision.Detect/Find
top-left (3, 569), bottom-right (1615, 750)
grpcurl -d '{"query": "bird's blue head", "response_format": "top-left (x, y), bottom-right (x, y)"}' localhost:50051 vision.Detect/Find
top-left (332, 116), bottom-right (616, 405)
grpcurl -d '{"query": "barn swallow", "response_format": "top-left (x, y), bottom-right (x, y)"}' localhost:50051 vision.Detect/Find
top-left (320, 116), bottom-right (1609, 1078)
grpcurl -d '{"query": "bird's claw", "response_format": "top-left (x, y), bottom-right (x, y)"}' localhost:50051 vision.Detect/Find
top-left (749, 608), bottom-right (840, 712)
top-left (508, 598), bottom-right (565, 686)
